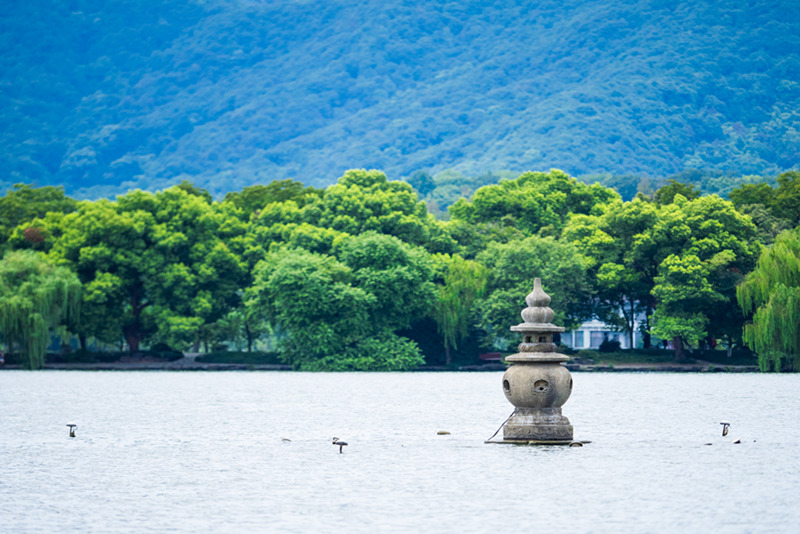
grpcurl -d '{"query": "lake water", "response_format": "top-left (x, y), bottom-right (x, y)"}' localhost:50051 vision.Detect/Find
top-left (2, 371), bottom-right (799, 533)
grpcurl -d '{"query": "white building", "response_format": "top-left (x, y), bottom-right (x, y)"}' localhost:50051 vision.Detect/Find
top-left (561, 318), bottom-right (643, 350)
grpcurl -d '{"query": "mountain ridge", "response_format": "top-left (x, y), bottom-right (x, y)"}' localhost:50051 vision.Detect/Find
top-left (2, 0), bottom-right (799, 198)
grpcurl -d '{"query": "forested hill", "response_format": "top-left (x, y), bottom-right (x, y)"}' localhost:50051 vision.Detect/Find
top-left (3, 0), bottom-right (800, 198)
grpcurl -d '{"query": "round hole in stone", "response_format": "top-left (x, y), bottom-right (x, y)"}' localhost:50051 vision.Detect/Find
top-left (503, 379), bottom-right (511, 392)
top-left (534, 379), bottom-right (549, 392)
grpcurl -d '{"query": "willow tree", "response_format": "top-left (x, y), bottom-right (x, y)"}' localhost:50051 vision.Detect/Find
top-left (432, 255), bottom-right (488, 366)
top-left (737, 227), bottom-right (800, 371)
top-left (0, 251), bottom-right (81, 369)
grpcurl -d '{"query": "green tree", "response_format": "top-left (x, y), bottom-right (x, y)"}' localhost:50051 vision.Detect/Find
top-left (115, 186), bottom-right (246, 350)
top-left (737, 227), bottom-right (800, 371)
top-left (645, 195), bottom-right (761, 358)
top-left (444, 217), bottom-right (528, 260)
top-left (44, 198), bottom-right (155, 350)
top-left (449, 169), bottom-right (619, 238)
top-left (248, 248), bottom-right (422, 370)
top-left (301, 169), bottom-right (455, 253)
top-left (563, 197), bottom-right (659, 347)
top-left (0, 184), bottom-right (77, 253)
top-left (579, 173), bottom-right (648, 201)
top-left (432, 254), bottom-right (488, 365)
top-left (407, 170), bottom-right (436, 197)
top-left (44, 186), bottom-right (246, 351)
top-left (247, 233), bottom-right (435, 371)
top-left (240, 171), bottom-right (455, 267)
top-left (650, 254), bottom-right (726, 360)
top-left (732, 204), bottom-right (791, 245)
top-left (728, 177), bottom-right (793, 245)
top-left (476, 236), bottom-right (591, 349)
top-left (0, 251), bottom-right (81, 369)
top-left (727, 172), bottom-right (800, 228)
top-left (199, 307), bottom-right (273, 353)
top-left (564, 194), bottom-right (760, 354)
top-left (336, 232), bottom-right (436, 332)
top-left (175, 180), bottom-right (213, 203)
top-left (653, 179), bottom-right (701, 205)
top-left (728, 182), bottom-right (775, 209)
top-left (228, 190), bottom-right (339, 351)
top-left (223, 179), bottom-right (323, 219)
top-left (772, 171), bottom-right (800, 225)
top-left (249, 216), bottom-right (350, 257)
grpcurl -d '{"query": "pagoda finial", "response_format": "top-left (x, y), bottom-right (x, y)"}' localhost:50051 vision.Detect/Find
top-left (521, 278), bottom-right (555, 324)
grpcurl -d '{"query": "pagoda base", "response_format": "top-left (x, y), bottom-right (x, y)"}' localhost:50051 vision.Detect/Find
top-left (485, 439), bottom-right (587, 446)
top-left (502, 407), bottom-right (573, 441)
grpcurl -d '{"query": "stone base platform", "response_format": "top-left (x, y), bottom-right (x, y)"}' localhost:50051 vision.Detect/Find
top-left (502, 407), bottom-right (574, 441)
top-left (485, 439), bottom-right (592, 446)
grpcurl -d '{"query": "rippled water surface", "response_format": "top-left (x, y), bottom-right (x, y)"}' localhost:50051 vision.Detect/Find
top-left (2, 371), bottom-right (799, 533)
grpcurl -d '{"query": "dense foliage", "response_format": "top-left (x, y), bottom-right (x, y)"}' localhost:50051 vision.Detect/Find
top-left (737, 228), bottom-right (800, 371)
top-left (432, 255), bottom-right (488, 365)
top-left (0, 168), bottom-right (794, 370)
top-left (2, 1), bottom-right (799, 199)
top-left (0, 251), bottom-right (81, 369)
top-left (0, 184), bottom-right (78, 254)
top-left (10, 186), bottom-right (247, 352)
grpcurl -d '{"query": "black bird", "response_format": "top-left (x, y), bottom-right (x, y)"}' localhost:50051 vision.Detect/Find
top-left (720, 421), bottom-right (730, 437)
top-left (332, 437), bottom-right (348, 453)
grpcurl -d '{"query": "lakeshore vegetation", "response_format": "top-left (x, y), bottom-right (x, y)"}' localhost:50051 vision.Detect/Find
top-left (2, 169), bottom-right (800, 371)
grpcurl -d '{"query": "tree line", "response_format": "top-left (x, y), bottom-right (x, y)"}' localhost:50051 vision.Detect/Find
top-left (2, 169), bottom-right (799, 371)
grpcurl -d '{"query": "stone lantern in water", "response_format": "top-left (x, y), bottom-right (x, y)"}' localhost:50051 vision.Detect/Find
top-left (499, 278), bottom-right (574, 443)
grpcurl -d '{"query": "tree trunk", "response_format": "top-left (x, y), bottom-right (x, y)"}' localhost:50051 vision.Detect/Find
top-left (672, 336), bottom-right (685, 361)
top-left (444, 343), bottom-right (451, 366)
top-left (79, 334), bottom-right (87, 351)
top-left (245, 324), bottom-right (253, 353)
top-left (123, 323), bottom-right (140, 353)
top-left (628, 299), bottom-right (635, 349)
top-left (643, 306), bottom-right (653, 348)
top-left (124, 289), bottom-right (147, 353)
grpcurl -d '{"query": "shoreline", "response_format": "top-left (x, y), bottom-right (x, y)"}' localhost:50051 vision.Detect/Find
top-left (0, 355), bottom-right (760, 373)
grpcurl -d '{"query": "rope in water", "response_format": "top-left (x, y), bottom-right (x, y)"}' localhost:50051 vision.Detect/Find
top-left (486, 410), bottom-right (515, 442)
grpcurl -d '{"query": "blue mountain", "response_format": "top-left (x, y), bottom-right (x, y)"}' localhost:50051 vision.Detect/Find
top-left (2, 0), bottom-right (799, 198)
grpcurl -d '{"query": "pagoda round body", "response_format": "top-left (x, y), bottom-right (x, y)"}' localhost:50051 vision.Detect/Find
top-left (502, 360), bottom-right (573, 409)
top-left (499, 278), bottom-right (574, 443)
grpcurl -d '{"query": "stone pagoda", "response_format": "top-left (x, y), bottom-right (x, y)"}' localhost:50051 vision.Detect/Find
top-left (498, 278), bottom-right (574, 443)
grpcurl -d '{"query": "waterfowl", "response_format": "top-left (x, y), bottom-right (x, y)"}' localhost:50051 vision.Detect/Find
top-left (332, 437), bottom-right (348, 453)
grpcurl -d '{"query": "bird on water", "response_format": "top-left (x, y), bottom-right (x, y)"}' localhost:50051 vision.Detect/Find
top-left (332, 437), bottom-right (348, 453)
top-left (720, 421), bottom-right (730, 436)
